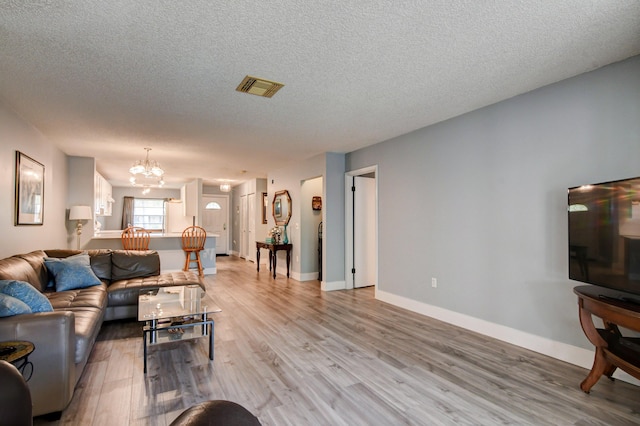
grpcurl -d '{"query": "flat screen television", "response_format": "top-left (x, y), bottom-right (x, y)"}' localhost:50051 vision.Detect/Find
top-left (568, 176), bottom-right (640, 297)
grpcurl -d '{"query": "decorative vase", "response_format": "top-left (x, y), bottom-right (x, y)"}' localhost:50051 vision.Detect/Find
top-left (283, 224), bottom-right (289, 244)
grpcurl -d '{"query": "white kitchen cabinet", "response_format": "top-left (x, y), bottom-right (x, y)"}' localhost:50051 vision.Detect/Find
top-left (181, 179), bottom-right (201, 219)
top-left (94, 172), bottom-right (113, 216)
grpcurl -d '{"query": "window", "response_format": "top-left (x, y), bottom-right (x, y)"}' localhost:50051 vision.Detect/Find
top-left (205, 201), bottom-right (221, 210)
top-left (133, 198), bottom-right (165, 231)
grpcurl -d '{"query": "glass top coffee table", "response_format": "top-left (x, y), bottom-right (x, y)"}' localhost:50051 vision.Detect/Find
top-left (138, 285), bottom-right (221, 374)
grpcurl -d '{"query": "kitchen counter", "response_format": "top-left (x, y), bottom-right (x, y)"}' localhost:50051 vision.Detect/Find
top-left (85, 230), bottom-right (219, 274)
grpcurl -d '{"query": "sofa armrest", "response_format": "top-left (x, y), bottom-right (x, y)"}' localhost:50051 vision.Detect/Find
top-left (0, 311), bottom-right (76, 416)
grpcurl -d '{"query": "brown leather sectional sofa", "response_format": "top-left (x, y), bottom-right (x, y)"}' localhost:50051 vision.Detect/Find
top-left (0, 249), bottom-right (204, 418)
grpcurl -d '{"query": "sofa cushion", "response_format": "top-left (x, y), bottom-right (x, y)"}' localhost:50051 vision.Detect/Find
top-left (111, 250), bottom-right (160, 281)
top-left (0, 280), bottom-right (53, 313)
top-left (43, 253), bottom-right (88, 289)
top-left (44, 255), bottom-right (102, 292)
top-left (107, 271), bottom-right (204, 307)
top-left (63, 306), bottom-right (104, 364)
top-left (0, 293), bottom-right (31, 317)
top-left (44, 249), bottom-right (113, 282)
top-left (0, 256), bottom-right (42, 292)
top-left (86, 250), bottom-right (112, 281)
top-left (14, 251), bottom-right (49, 292)
top-left (47, 284), bottom-right (107, 311)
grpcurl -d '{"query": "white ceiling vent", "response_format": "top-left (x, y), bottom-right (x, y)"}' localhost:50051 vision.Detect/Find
top-left (236, 75), bottom-right (284, 98)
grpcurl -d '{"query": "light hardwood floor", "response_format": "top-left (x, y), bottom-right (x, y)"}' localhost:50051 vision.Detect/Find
top-left (35, 256), bottom-right (640, 425)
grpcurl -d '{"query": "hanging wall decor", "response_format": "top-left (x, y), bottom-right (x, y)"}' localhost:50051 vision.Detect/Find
top-left (312, 196), bottom-right (322, 211)
top-left (15, 151), bottom-right (44, 225)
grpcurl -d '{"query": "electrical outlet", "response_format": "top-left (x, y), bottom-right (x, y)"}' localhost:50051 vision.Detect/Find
top-left (431, 278), bottom-right (437, 288)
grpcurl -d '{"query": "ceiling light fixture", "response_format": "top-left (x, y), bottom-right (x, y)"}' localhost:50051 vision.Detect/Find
top-left (220, 183), bottom-right (231, 193)
top-left (129, 147), bottom-right (165, 193)
top-left (130, 147), bottom-right (164, 177)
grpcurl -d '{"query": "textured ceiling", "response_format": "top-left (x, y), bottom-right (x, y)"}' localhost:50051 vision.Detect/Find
top-left (1, 1), bottom-right (639, 187)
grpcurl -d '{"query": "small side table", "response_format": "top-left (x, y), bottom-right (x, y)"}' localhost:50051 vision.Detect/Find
top-left (256, 242), bottom-right (292, 278)
top-left (0, 341), bottom-right (34, 381)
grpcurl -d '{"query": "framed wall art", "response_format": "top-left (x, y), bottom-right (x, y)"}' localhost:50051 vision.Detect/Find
top-left (312, 196), bottom-right (322, 210)
top-left (262, 192), bottom-right (268, 224)
top-left (15, 151), bottom-right (44, 225)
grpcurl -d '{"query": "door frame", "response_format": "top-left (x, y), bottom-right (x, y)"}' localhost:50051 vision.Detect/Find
top-left (345, 165), bottom-right (379, 290)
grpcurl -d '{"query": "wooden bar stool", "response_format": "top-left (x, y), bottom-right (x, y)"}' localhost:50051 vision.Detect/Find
top-left (182, 226), bottom-right (207, 276)
top-left (121, 226), bottom-right (151, 250)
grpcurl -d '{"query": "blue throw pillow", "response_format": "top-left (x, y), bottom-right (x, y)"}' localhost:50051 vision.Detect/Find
top-left (0, 280), bottom-right (53, 313)
top-left (44, 253), bottom-right (89, 288)
top-left (44, 254), bottom-right (102, 292)
top-left (0, 293), bottom-right (32, 317)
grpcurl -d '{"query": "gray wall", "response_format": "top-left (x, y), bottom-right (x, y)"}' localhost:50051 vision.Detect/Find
top-left (346, 55), bottom-right (640, 351)
top-left (0, 102), bottom-right (69, 257)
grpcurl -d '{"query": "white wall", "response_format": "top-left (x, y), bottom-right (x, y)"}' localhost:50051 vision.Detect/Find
top-left (345, 55), bottom-right (640, 370)
top-left (300, 176), bottom-right (323, 278)
top-left (0, 102), bottom-right (69, 257)
top-left (68, 156), bottom-right (96, 249)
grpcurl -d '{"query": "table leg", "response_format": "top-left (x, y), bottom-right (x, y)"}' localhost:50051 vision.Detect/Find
top-left (150, 318), bottom-right (158, 344)
top-left (256, 247), bottom-right (260, 271)
top-left (16, 357), bottom-right (33, 381)
top-left (143, 330), bottom-right (148, 374)
top-left (209, 321), bottom-right (214, 360)
top-left (273, 251), bottom-right (277, 279)
top-left (581, 347), bottom-right (613, 393)
top-left (286, 249), bottom-right (291, 278)
top-left (268, 250), bottom-right (273, 272)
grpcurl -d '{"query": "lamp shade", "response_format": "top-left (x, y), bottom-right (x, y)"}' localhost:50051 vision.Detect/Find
top-left (69, 205), bottom-right (93, 221)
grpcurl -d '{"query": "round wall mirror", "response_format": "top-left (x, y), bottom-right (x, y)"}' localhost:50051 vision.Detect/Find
top-left (272, 190), bottom-right (292, 226)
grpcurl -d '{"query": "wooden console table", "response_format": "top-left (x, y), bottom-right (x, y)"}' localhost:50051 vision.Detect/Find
top-left (574, 285), bottom-right (640, 393)
top-left (256, 242), bottom-right (292, 279)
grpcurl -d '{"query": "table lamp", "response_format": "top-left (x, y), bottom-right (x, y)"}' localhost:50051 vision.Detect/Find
top-left (69, 205), bottom-right (93, 250)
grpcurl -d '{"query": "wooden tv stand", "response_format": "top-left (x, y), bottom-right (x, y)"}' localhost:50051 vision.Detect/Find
top-left (573, 285), bottom-right (640, 393)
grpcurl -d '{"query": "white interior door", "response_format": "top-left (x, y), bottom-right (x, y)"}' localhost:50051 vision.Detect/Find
top-left (240, 195), bottom-right (248, 259)
top-left (354, 176), bottom-right (377, 288)
top-left (202, 195), bottom-right (229, 255)
top-left (248, 193), bottom-right (256, 262)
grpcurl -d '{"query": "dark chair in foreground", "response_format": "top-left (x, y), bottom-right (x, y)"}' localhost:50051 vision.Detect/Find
top-left (170, 400), bottom-right (261, 426)
top-left (0, 360), bottom-right (33, 426)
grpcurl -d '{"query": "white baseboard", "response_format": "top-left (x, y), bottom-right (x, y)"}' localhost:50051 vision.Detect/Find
top-left (322, 280), bottom-right (346, 291)
top-left (299, 272), bottom-right (319, 282)
top-left (376, 289), bottom-right (640, 386)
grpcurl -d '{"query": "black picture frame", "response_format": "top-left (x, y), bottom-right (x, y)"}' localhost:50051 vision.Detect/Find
top-left (15, 151), bottom-right (44, 225)
top-left (262, 192), bottom-right (268, 224)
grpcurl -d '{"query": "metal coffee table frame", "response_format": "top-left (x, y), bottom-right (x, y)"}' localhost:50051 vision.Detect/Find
top-left (138, 286), bottom-right (220, 374)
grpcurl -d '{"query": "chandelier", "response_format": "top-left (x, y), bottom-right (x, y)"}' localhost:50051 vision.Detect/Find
top-left (129, 147), bottom-right (165, 191)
